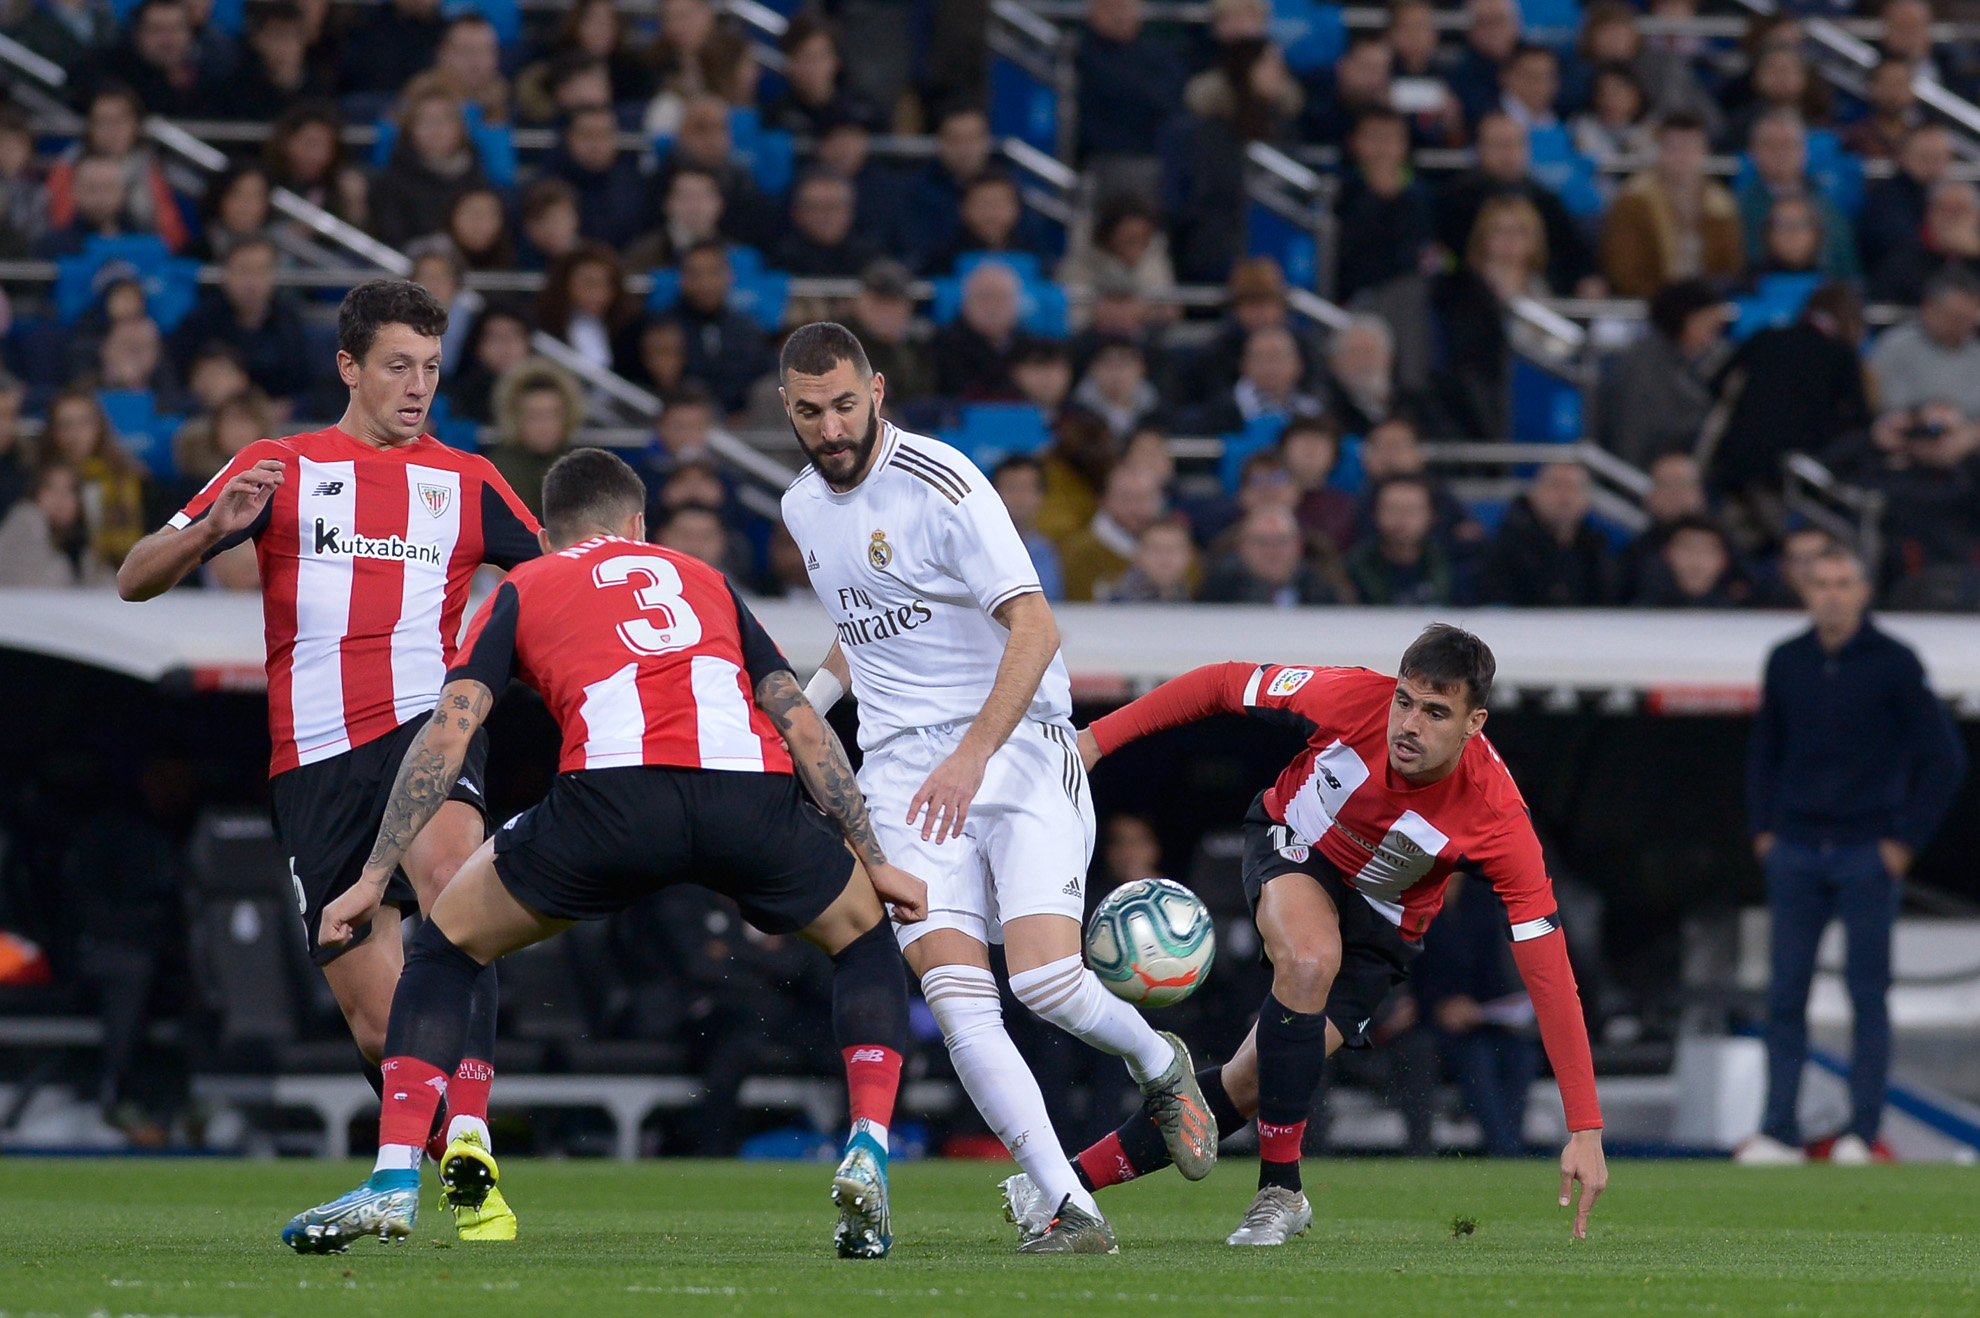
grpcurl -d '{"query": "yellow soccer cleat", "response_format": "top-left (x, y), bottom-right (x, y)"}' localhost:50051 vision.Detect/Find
top-left (454, 1184), bottom-right (518, 1241)
top-left (439, 1131), bottom-right (516, 1240)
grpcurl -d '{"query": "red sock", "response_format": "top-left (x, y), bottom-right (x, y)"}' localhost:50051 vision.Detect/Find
top-left (842, 1045), bottom-right (902, 1133)
top-left (1077, 1132), bottom-right (1139, 1190)
top-left (450, 1058), bottom-right (494, 1128)
top-left (378, 1057), bottom-right (449, 1149)
top-left (1258, 1118), bottom-right (1306, 1167)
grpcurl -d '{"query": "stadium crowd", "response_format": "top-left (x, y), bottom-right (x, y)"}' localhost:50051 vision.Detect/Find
top-left (0, 0), bottom-right (1978, 613)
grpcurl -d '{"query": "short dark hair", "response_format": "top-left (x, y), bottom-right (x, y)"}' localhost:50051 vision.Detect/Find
top-left (779, 321), bottom-right (872, 382)
top-left (1663, 512), bottom-right (1728, 546)
top-left (1657, 109), bottom-right (1709, 138)
top-left (1648, 277), bottom-right (1722, 342)
top-left (1397, 623), bottom-right (1496, 710)
top-left (992, 453), bottom-right (1043, 485)
top-left (541, 447), bottom-right (646, 540)
top-left (337, 279), bottom-right (449, 364)
top-left (1921, 265), bottom-right (1980, 305)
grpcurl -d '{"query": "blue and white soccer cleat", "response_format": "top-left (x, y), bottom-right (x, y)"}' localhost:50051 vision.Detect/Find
top-left (282, 1170), bottom-right (419, 1254)
top-left (831, 1133), bottom-right (892, 1259)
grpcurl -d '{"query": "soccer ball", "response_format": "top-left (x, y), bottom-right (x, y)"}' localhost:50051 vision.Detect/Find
top-left (1084, 878), bottom-right (1215, 1008)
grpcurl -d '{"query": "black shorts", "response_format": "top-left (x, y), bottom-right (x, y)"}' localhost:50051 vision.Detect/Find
top-left (270, 715), bottom-right (490, 965)
top-left (1240, 793), bottom-right (1423, 1048)
top-left (492, 766), bottom-right (855, 935)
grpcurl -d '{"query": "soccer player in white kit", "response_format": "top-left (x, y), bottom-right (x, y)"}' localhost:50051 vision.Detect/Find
top-left (778, 323), bottom-right (1216, 1253)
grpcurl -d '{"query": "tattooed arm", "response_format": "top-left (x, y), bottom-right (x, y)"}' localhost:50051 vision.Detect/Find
top-left (318, 679), bottom-right (494, 949)
top-left (754, 668), bottom-right (927, 923)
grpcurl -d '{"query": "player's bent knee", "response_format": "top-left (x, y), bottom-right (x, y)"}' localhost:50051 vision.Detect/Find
top-left (1269, 948), bottom-right (1339, 1012)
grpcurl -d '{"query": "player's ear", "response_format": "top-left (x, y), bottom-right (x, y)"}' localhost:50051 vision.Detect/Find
top-left (869, 370), bottom-right (886, 412)
top-left (629, 510), bottom-right (647, 542)
top-left (1466, 704), bottom-right (1489, 737)
top-left (336, 349), bottom-right (358, 388)
top-left (536, 527), bottom-right (554, 556)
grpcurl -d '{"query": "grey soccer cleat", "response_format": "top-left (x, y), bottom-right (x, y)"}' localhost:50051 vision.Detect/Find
top-left (1140, 1031), bottom-right (1217, 1182)
top-left (999, 1171), bottom-right (1052, 1245)
top-left (1224, 1185), bottom-right (1313, 1246)
top-left (1016, 1195), bottom-right (1119, 1254)
top-left (282, 1175), bottom-right (419, 1254)
top-left (831, 1140), bottom-right (892, 1259)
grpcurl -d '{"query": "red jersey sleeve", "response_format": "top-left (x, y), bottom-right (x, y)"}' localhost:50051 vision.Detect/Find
top-left (166, 438), bottom-right (287, 557)
top-left (476, 463), bottom-right (543, 570)
top-left (1088, 661), bottom-right (1257, 753)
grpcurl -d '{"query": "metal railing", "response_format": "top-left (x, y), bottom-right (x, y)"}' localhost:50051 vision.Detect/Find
top-left (1784, 451), bottom-right (1886, 574)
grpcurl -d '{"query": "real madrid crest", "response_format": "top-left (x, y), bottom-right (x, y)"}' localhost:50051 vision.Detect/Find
top-left (868, 529), bottom-right (892, 569)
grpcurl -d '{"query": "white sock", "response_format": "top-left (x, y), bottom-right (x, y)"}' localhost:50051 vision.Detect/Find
top-left (372, 1143), bottom-right (422, 1174)
top-left (850, 1116), bottom-right (889, 1153)
top-left (920, 964), bottom-right (1099, 1217)
top-left (446, 1114), bottom-right (491, 1149)
top-left (1008, 954), bottom-right (1176, 1086)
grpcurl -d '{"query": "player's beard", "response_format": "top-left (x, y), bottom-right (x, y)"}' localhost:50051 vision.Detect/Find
top-left (795, 404), bottom-right (880, 491)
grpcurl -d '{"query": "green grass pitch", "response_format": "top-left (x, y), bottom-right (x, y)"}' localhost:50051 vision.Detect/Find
top-left (2, 1158), bottom-right (1974, 1317)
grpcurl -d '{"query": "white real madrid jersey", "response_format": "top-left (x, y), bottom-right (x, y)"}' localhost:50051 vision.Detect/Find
top-left (781, 423), bottom-right (1073, 750)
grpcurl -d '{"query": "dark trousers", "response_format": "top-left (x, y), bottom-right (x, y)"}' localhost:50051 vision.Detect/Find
top-left (1762, 840), bottom-right (1900, 1145)
top-left (1439, 1026), bottom-right (1540, 1157)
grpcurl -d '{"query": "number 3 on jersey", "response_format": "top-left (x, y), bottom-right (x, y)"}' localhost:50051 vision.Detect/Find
top-left (594, 554), bottom-right (703, 655)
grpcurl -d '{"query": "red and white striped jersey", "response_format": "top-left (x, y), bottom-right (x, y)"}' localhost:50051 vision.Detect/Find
top-left (449, 536), bottom-right (796, 776)
top-left (171, 427), bottom-right (541, 774)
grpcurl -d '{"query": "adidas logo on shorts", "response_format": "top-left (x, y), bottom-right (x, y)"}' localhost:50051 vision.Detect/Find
top-left (1062, 877), bottom-right (1082, 896)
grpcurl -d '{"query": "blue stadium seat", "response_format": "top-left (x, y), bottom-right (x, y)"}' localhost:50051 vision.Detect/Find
top-left (1729, 272), bottom-right (1822, 341)
top-left (113, 0), bottom-right (242, 34)
top-left (371, 109), bottom-right (517, 187)
top-left (1519, 0), bottom-right (1583, 33)
top-left (991, 56), bottom-right (1059, 155)
top-left (53, 237), bottom-right (199, 331)
top-left (940, 402), bottom-right (1050, 472)
top-left (644, 252), bottom-right (785, 332)
top-left (1273, 1), bottom-right (1347, 74)
top-left (929, 256), bottom-right (1068, 337)
top-left (728, 107), bottom-right (795, 197)
top-left (97, 389), bottom-right (180, 481)
top-left (444, 0), bottom-right (522, 49)
top-left (1528, 126), bottom-right (1606, 220)
top-left (1511, 359), bottom-right (1584, 443)
top-left (1220, 414), bottom-right (1288, 491)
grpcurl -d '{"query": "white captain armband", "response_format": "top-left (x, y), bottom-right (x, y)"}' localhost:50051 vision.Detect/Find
top-left (804, 667), bottom-right (845, 716)
top-left (1508, 911), bottom-right (1563, 942)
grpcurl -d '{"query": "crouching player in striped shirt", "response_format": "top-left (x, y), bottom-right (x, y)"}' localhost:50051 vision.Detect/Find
top-left (283, 449), bottom-right (926, 1257)
top-left (1002, 625), bottom-right (1609, 1244)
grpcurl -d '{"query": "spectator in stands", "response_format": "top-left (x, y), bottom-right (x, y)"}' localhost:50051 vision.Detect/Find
top-left (93, 0), bottom-right (214, 119)
top-left (1497, 44), bottom-right (1563, 134)
top-left (1068, 337), bottom-right (1162, 441)
top-left (928, 171), bottom-right (1049, 276)
top-left (630, 165), bottom-right (724, 270)
top-left (1600, 111), bottom-right (1743, 299)
top-left (1878, 0), bottom-right (1949, 86)
top-left (518, 54), bottom-right (614, 130)
top-left (217, 4), bottom-right (327, 121)
top-left (1873, 180), bottom-right (1980, 306)
top-left (931, 261), bottom-right (1039, 401)
top-left (1361, 416), bottom-right (1482, 548)
top-left (1428, 195), bottom-right (1546, 439)
top-left (1634, 514), bottom-right (1751, 608)
top-left (519, 0), bottom-right (652, 120)
top-left (1101, 812), bottom-right (1165, 884)
top-left (1324, 314), bottom-right (1419, 435)
top-left (1060, 462), bottom-right (1165, 601)
top-left (1199, 504), bottom-right (1348, 605)
top-left (1346, 474), bottom-right (1457, 606)
top-left (1279, 416), bottom-right (1356, 554)
top-left (844, 258), bottom-right (933, 405)
top-left (1858, 123), bottom-right (1953, 276)
top-left (170, 237), bottom-right (309, 409)
top-left (1724, 36), bottom-right (1830, 149)
top-left (1595, 278), bottom-right (1726, 470)
top-left (640, 0), bottom-right (739, 137)
top-left (488, 360), bottom-right (582, 519)
top-left (181, 342), bottom-right (249, 413)
top-left (446, 303), bottom-right (532, 424)
top-left (1059, 193), bottom-right (1176, 302)
top-left (1302, 34), bottom-right (1395, 146)
top-left (0, 375), bottom-right (24, 521)
top-left (1743, 541), bottom-right (1965, 1165)
top-left (96, 314), bottom-right (179, 403)
top-left (653, 502), bottom-right (734, 574)
top-left (1445, 0), bottom-right (1523, 129)
top-left (762, 12), bottom-right (873, 136)
top-left (46, 87), bottom-right (189, 253)
top-left (1568, 64), bottom-right (1652, 164)
top-left (543, 104), bottom-right (650, 251)
top-left (406, 236), bottom-right (479, 372)
top-left (1035, 410), bottom-right (1116, 542)
top-left (991, 455), bottom-right (1065, 601)
top-left (1164, 35), bottom-right (1301, 285)
top-left (649, 383), bottom-right (724, 476)
top-left (1067, 270), bottom-right (1169, 388)
top-left (1482, 461), bottom-right (1617, 606)
top-left (1184, 256), bottom-right (1322, 402)
top-left (1413, 874), bottom-right (1539, 1158)
top-left (1103, 518), bottom-right (1199, 603)
top-left (0, 108), bottom-right (48, 259)
top-left (1776, 524), bottom-right (1836, 604)
top-left (1572, 0), bottom-right (1719, 137)
top-left (37, 154), bottom-right (133, 257)
top-left (1842, 57), bottom-right (1921, 163)
top-left (1334, 108), bottom-right (1436, 303)
top-left (1617, 451), bottom-right (1710, 601)
top-left (368, 77), bottom-right (492, 249)
top-left (772, 170), bottom-right (877, 278)
top-left (0, 462), bottom-right (110, 587)
top-left (433, 12), bottom-right (509, 126)
top-left (536, 241), bottom-right (636, 384)
top-left (516, 177), bottom-right (582, 271)
top-left (1826, 402), bottom-right (1980, 607)
top-left (1383, 0), bottom-right (1464, 147)
top-left (12, 0), bottom-right (115, 75)
top-left (1711, 282), bottom-right (1869, 507)
top-left (338, 0), bottom-right (444, 101)
top-left (665, 240), bottom-right (772, 416)
top-left (195, 163), bottom-right (271, 262)
top-left (899, 106), bottom-right (996, 274)
top-left (1735, 111), bottom-right (1858, 284)
top-left (815, 117), bottom-right (905, 251)
top-left (170, 386), bottom-right (268, 499)
top-left (264, 102), bottom-right (366, 234)
top-left (447, 187), bottom-right (513, 272)
top-left (1751, 194), bottom-right (1837, 281)
top-left (1012, 340), bottom-right (1075, 421)
top-left (43, 387), bottom-right (144, 566)
top-left (1436, 112), bottom-right (1596, 297)
top-left (1075, 0), bottom-right (1186, 196)
top-left (1867, 267), bottom-right (1980, 416)
top-left (652, 93), bottom-right (776, 250)
top-left (1193, 324), bottom-right (1324, 435)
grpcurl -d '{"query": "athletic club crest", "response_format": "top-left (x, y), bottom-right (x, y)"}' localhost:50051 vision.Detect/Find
top-left (867, 529), bottom-right (892, 569)
top-left (417, 484), bottom-right (452, 518)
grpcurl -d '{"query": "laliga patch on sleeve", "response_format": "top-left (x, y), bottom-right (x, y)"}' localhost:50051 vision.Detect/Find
top-left (1266, 668), bottom-right (1315, 697)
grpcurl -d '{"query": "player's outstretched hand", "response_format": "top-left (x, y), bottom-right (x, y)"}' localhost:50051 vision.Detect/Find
top-left (907, 747), bottom-right (987, 844)
top-left (210, 459), bottom-right (285, 535)
top-left (1559, 1128), bottom-right (1608, 1238)
top-left (867, 862), bottom-right (928, 924)
top-left (318, 879), bottom-right (384, 952)
top-left (1076, 727), bottom-right (1101, 773)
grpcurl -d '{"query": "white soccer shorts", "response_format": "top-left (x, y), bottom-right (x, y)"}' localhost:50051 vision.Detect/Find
top-left (857, 717), bottom-right (1097, 948)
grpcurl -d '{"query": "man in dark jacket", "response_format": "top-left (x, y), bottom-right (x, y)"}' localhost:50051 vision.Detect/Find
top-left (652, 95), bottom-right (779, 252)
top-left (1074, 0), bottom-right (1185, 178)
top-left (664, 240), bottom-right (772, 416)
top-left (336, 0), bottom-right (444, 99)
top-left (1856, 123), bottom-right (1951, 277)
top-left (168, 236), bottom-right (311, 407)
top-left (94, 0), bottom-right (216, 118)
top-left (543, 105), bottom-right (652, 251)
top-left (1435, 112), bottom-right (1594, 295)
top-left (1481, 461), bottom-right (1616, 606)
top-left (1741, 543), bottom-right (1965, 1164)
top-left (1709, 283), bottom-right (1870, 503)
top-left (1197, 505), bottom-right (1345, 605)
top-left (930, 261), bottom-right (1040, 400)
top-left (770, 170), bottom-right (878, 277)
top-left (897, 106), bottom-right (995, 274)
top-left (1334, 108), bottom-right (1435, 302)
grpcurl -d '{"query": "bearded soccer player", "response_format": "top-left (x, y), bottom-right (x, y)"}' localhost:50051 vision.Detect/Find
top-left (282, 449), bottom-right (925, 1257)
top-left (1001, 625), bottom-right (1608, 1245)
top-left (117, 281), bottom-right (539, 1241)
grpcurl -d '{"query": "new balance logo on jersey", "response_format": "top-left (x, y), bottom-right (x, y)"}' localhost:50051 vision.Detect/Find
top-left (312, 481), bottom-right (345, 496)
top-left (312, 519), bottom-right (444, 566)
